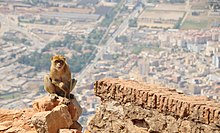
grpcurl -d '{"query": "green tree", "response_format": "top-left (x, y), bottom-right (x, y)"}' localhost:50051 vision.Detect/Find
top-left (18, 52), bottom-right (52, 71)
top-left (100, 9), bottom-right (116, 27)
top-left (173, 18), bottom-right (182, 29)
top-left (87, 29), bottom-right (104, 45)
top-left (129, 18), bottom-right (137, 27)
top-left (115, 35), bottom-right (128, 43)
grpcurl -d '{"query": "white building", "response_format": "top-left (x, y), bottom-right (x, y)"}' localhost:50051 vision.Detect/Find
top-left (212, 54), bottom-right (220, 68)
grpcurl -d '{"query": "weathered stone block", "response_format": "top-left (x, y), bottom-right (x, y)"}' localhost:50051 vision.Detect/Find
top-left (180, 102), bottom-right (189, 118)
top-left (32, 96), bottom-right (59, 112)
top-left (32, 96), bottom-right (82, 122)
top-left (70, 121), bottom-right (82, 131)
top-left (214, 109), bottom-right (220, 126)
top-left (31, 105), bottom-right (73, 133)
top-left (68, 99), bottom-right (82, 121)
top-left (90, 78), bottom-right (220, 133)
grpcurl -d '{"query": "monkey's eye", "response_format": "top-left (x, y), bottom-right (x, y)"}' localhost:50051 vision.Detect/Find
top-left (55, 60), bottom-right (59, 64)
top-left (55, 60), bottom-right (63, 64)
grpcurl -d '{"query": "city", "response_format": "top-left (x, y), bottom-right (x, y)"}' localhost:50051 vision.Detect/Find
top-left (0, 0), bottom-right (220, 128)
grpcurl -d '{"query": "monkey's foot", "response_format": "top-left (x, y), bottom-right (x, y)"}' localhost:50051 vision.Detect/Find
top-left (63, 98), bottom-right (71, 105)
top-left (70, 94), bottom-right (75, 99)
top-left (50, 93), bottom-right (59, 102)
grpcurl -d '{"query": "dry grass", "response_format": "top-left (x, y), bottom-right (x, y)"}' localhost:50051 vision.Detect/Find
top-left (140, 10), bottom-right (185, 20)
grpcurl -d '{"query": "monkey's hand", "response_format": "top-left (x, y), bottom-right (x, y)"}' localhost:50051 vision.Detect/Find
top-left (52, 80), bottom-right (66, 89)
top-left (59, 82), bottom-right (65, 89)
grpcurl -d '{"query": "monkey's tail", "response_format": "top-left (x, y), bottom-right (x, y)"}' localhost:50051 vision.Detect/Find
top-left (70, 78), bottom-right (77, 92)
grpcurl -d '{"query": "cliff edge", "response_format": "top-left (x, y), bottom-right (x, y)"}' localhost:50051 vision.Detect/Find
top-left (88, 78), bottom-right (220, 133)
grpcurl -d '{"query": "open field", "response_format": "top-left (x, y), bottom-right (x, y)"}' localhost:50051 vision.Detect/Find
top-left (138, 10), bottom-right (184, 28)
top-left (181, 19), bottom-right (208, 29)
top-left (138, 22), bottom-right (175, 29)
top-left (181, 14), bottom-right (220, 29)
top-left (140, 10), bottom-right (185, 20)
top-left (20, 23), bottom-right (64, 31)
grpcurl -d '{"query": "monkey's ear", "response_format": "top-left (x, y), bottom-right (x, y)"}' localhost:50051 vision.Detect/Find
top-left (63, 57), bottom-right (66, 61)
top-left (50, 56), bottom-right (53, 61)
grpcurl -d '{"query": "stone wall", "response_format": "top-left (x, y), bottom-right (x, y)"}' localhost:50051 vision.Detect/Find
top-left (88, 78), bottom-right (220, 133)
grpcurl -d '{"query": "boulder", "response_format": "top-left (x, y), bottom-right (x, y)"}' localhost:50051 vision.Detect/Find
top-left (32, 96), bottom-right (59, 112)
top-left (32, 105), bottom-right (73, 133)
top-left (70, 121), bottom-right (82, 131)
top-left (32, 96), bottom-right (82, 121)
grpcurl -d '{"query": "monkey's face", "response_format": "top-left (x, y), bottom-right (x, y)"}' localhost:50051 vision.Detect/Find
top-left (51, 55), bottom-right (66, 71)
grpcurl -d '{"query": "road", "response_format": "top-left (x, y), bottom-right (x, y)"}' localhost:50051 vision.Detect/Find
top-left (76, 5), bottom-right (142, 85)
top-left (180, 0), bottom-right (191, 26)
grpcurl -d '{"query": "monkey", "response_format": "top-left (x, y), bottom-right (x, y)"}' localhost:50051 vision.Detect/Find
top-left (44, 55), bottom-right (77, 103)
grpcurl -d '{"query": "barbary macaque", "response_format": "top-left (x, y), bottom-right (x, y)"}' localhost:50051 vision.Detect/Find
top-left (44, 55), bottom-right (77, 103)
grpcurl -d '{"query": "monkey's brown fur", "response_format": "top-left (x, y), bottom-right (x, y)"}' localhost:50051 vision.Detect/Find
top-left (44, 55), bottom-right (75, 101)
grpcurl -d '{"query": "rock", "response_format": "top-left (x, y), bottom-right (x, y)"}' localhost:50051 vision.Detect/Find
top-left (32, 96), bottom-right (60, 112)
top-left (59, 129), bottom-right (82, 133)
top-left (0, 125), bottom-right (10, 131)
top-left (32, 105), bottom-right (73, 133)
top-left (0, 96), bottom-right (82, 133)
top-left (31, 96), bottom-right (82, 132)
top-left (68, 98), bottom-right (82, 121)
top-left (179, 120), bottom-right (192, 133)
top-left (0, 109), bottom-right (22, 122)
top-left (148, 114), bottom-right (167, 132)
top-left (0, 121), bottom-right (12, 131)
top-left (0, 108), bottom-right (36, 132)
top-left (89, 78), bottom-right (220, 133)
top-left (70, 121), bottom-right (82, 131)
top-left (84, 130), bottom-right (91, 133)
top-left (5, 127), bottom-right (26, 133)
top-left (32, 96), bottom-right (82, 121)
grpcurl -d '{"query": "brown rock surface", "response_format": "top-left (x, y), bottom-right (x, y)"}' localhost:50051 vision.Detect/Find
top-left (0, 108), bottom-right (36, 133)
top-left (32, 96), bottom-right (60, 111)
top-left (33, 95), bottom-right (82, 121)
top-left (70, 121), bottom-right (83, 131)
top-left (32, 105), bottom-right (73, 133)
top-left (0, 95), bottom-right (82, 133)
top-left (88, 78), bottom-right (220, 133)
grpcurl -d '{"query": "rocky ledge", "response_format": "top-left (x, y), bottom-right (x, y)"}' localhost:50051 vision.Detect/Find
top-left (0, 96), bottom-right (82, 133)
top-left (88, 78), bottom-right (220, 133)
